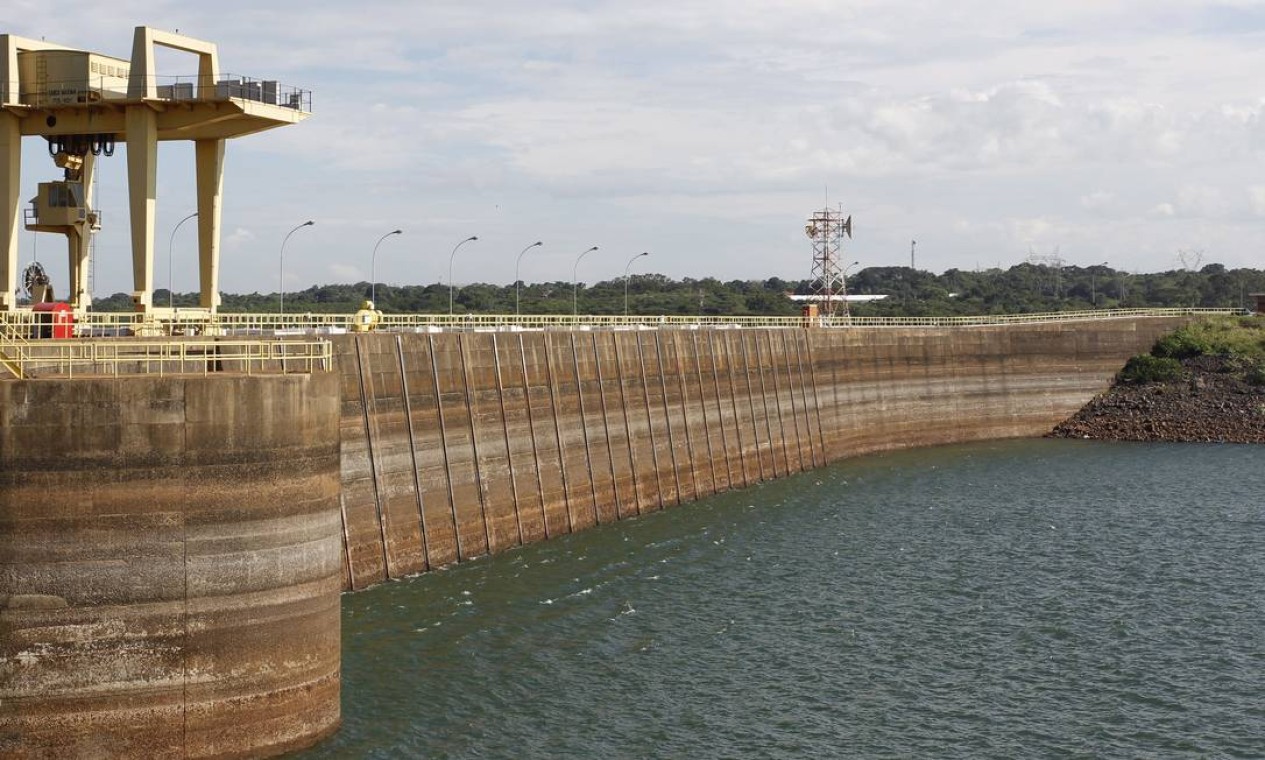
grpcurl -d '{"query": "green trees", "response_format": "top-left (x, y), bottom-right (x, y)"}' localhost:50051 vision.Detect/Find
top-left (91, 263), bottom-right (1265, 317)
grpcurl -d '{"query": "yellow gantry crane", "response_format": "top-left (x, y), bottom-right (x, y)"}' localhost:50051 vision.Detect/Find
top-left (0, 26), bottom-right (311, 319)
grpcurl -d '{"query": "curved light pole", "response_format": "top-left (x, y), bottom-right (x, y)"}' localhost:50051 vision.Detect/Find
top-left (448, 235), bottom-right (477, 314)
top-left (279, 220), bottom-right (315, 315)
top-left (369, 229), bottom-right (404, 306)
top-left (514, 241), bottom-right (543, 317)
top-left (839, 260), bottom-right (861, 317)
top-left (1089, 261), bottom-right (1107, 307)
top-left (571, 246), bottom-right (599, 319)
top-left (168, 211), bottom-right (198, 309)
top-left (624, 251), bottom-right (649, 316)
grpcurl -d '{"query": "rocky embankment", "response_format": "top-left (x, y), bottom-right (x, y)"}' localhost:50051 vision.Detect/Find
top-left (1049, 356), bottom-right (1265, 444)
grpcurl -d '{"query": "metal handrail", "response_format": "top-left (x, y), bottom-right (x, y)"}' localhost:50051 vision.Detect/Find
top-left (0, 306), bottom-right (1236, 337)
top-left (16, 74), bottom-right (312, 112)
top-left (0, 307), bottom-right (1237, 378)
top-left (5, 338), bottom-right (332, 379)
top-left (0, 317), bottom-right (32, 378)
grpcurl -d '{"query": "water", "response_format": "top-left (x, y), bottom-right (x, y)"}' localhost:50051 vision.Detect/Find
top-left (300, 439), bottom-right (1265, 759)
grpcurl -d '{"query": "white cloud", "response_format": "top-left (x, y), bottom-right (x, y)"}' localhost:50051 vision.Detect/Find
top-left (1175, 185), bottom-right (1229, 218)
top-left (1080, 191), bottom-right (1115, 213)
top-left (328, 264), bottom-right (363, 282)
top-left (224, 227), bottom-right (255, 249)
top-left (9, 0), bottom-right (1265, 300)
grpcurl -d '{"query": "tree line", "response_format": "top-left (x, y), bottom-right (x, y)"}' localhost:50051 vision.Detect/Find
top-left (91, 262), bottom-right (1265, 316)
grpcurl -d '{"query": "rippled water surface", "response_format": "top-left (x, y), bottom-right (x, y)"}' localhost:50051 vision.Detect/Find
top-left (300, 440), bottom-right (1264, 759)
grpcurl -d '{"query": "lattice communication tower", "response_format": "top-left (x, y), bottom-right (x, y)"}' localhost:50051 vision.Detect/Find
top-left (805, 207), bottom-right (852, 318)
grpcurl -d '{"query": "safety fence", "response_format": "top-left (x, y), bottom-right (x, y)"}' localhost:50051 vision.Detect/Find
top-left (0, 317), bottom-right (32, 379)
top-left (0, 338), bottom-right (332, 379)
top-left (0, 306), bottom-right (1245, 340)
top-left (14, 73), bottom-right (312, 112)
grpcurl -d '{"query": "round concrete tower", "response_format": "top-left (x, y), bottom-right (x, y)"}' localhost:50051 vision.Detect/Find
top-left (0, 372), bottom-right (342, 758)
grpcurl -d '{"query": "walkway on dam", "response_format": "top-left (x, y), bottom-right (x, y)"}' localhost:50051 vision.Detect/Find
top-left (0, 306), bottom-right (1239, 380)
top-left (1, 305), bottom-right (1244, 336)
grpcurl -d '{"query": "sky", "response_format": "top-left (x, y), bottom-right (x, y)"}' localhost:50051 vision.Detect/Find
top-left (8, 1), bottom-right (1265, 299)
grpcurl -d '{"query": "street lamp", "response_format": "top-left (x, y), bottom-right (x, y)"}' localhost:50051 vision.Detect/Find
top-left (840, 260), bottom-right (860, 317)
top-left (279, 220), bottom-right (315, 315)
top-left (571, 246), bottom-right (599, 318)
top-left (1089, 262), bottom-right (1107, 308)
top-left (168, 211), bottom-right (198, 309)
top-left (514, 241), bottom-right (543, 317)
top-left (448, 235), bottom-right (477, 315)
top-left (624, 251), bottom-right (649, 316)
top-left (370, 229), bottom-right (404, 306)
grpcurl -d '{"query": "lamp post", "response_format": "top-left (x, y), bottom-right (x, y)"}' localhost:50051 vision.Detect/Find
top-left (448, 235), bottom-right (477, 315)
top-left (840, 260), bottom-right (860, 317)
top-left (370, 229), bottom-right (404, 306)
top-left (571, 245), bottom-right (599, 319)
top-left (624, 251), bottom-right (649, 316)
top-left (1090, 262), bottom-right (1107, 308)
top-left (279, 220), bottom-right (314, 315)
top-left (514, 241), bottom-right (543, 317)
top-left (168, 211), bottom-right (198, 309)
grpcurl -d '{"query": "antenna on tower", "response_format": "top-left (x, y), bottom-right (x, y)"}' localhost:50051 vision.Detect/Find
top-left (804, 199), bottom-right (853, 321)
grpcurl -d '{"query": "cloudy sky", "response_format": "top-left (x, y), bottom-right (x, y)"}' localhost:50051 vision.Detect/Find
top-left (9, 1), bottom-right (1265, 298)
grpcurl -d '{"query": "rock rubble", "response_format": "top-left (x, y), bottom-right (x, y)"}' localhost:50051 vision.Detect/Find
top-left (1049, 356), bottom-right (1265, 444)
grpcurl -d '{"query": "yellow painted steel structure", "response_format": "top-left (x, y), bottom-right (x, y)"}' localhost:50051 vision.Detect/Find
top-left (0, 26), bottom-right (310, 315)
top-left (0, 306), bottom-right (1241, 341)
top-left (0, 335), bottom-right (331, 378)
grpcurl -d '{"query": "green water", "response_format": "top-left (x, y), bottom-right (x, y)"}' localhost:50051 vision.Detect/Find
top-left (300, 439), bottom-right (1264, 759)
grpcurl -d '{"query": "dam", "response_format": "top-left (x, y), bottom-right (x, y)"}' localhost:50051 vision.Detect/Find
top-left (331, 317), bottom-right (1195, 590)
top-left (0, 309), bottom-right (1211, 757)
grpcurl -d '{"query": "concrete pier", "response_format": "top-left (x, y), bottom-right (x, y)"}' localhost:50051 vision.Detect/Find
top-left (0, 373), bottom-right (343, 758)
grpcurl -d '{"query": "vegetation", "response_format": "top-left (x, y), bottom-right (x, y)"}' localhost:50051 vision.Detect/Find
top-left (91, 262), bottom-right (1265, 317)
top-left (1128, 315), bottom-right (1265, 386)
top-left (1246, 361), bottom-right (1265, 387)
top-left (1152, 316), bottom-right (1265, 361)
top-left (1118, 355), bottom-right (1183, 384)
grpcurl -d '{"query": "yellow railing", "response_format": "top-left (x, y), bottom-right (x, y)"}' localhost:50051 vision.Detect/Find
top-left (6, 338), bottom-right (332, 379)
top-left (0, 318), bottom-right (32, 379)
top-left (0, 306), bottom-right (1241, 379)
top-left (1, 306), bottom-right (1240, 336)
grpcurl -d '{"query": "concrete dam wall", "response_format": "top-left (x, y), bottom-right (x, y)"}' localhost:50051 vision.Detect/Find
top-left (0, 373), bottom-right (343, 759)
top-left (334, 318), bottom-right (1186, 591)
top-left (0, 318), bottom-right (1186, 758)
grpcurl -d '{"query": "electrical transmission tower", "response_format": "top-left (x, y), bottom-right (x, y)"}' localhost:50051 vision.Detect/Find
top-left (1177, 248), bottom-right (1204, 271)
top-left (1026, 246), bottom-right (1065, 297)
top-left (804, 206), bottom-right (853, 319)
